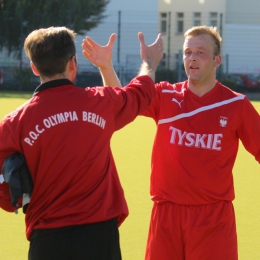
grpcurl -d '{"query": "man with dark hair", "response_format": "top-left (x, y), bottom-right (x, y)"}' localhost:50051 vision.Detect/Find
top-left (0, 26), bottom-right (163, 260)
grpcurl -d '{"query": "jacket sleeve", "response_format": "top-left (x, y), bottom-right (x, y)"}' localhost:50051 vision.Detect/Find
top-left (238, 97), bottom-right (260, 162)
top-left (0, 180), bottom-right (18, 212)
top-left (106, 75), bottom-right (156, 131)
top-left (139, 82), bottom-right (165, 123)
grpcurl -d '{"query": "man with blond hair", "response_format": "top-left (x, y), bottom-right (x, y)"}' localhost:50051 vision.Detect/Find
top-left (83, 25), bottom-right (260, 260)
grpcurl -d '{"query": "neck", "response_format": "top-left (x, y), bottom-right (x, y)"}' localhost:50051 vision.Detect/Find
top-left (39, 71), bottom-right (74, 84)
top-left (188, 78), bottom-right (217, 97)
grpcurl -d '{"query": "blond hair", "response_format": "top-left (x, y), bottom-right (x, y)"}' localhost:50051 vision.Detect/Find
top-left (184, 25), bottom-right (222, 56)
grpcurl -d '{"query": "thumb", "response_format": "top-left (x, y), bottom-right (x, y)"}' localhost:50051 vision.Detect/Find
top-left (155, 33), bottom-right (162, 45)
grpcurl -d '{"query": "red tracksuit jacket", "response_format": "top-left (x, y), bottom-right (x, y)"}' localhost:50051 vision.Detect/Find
top-left (0, 76), bottom-right (155, 240)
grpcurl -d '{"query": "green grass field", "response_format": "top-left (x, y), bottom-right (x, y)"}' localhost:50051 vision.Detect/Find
top-left (0, 92), bottom-right (260, 259)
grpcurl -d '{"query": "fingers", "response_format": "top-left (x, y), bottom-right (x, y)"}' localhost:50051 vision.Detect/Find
top-left (149, 33), bottom-right (163, 49)
top-left (81, 36), bottom-right (96, 62)
top-left (81, 33), bottom-right (116, 68)
top-left (107, 33), bottom-right (117, 48)
top-left (155, 33), bottom-right (163, 47)
top-left (138, 32), bottom-right (163, 49)
top-left (82, 46), bottom-right (91, 61)
top-left (138, 32), bottom-right (146, 46)
top-left (84, 36), bottom-right (98, 47)
top-left (81, 37), bottom-right (94, 59)
top-left (82, 33), bottom-right (116, 54)
top-left (138, 32), bottom-right (164, 70)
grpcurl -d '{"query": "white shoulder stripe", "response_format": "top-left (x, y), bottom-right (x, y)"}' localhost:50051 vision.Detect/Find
top-left (158, 95), bottom-right (245, 125)
top-left (162, 88), bottom-right (186, 94)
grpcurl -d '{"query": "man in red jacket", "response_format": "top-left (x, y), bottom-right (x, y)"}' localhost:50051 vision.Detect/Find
top-left (0, 26), bottom-right (163, 260)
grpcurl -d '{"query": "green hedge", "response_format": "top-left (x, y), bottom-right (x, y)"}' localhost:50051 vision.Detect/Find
top-left (220, 78), bottom-right (237, 90)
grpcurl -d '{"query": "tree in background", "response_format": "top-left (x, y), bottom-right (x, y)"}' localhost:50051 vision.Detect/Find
top-left (0, 0), bottom-right (110, 57)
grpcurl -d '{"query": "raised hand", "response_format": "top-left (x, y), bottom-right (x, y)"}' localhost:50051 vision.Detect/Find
top-left (138, 32), bottom-right (163, 70)
top-left (81, 33), bottom-right (121, 87)
top-left (82, 33), bottom-right (116, 69)
top-left (138, 32), bottom-right (164, 80)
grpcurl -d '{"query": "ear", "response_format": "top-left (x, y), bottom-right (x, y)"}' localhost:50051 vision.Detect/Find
top-left (30, 61), bottom-right (40, 76)
top-left (67, 56), bottom-right (77, 72)
top-left (67, 56), bottom-right (77, 82)
top-left (214, 55), bottom-right (222, 68)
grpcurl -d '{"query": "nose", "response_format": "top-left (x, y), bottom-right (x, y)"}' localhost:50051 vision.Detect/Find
top-left (189, 53), bottom-right (197, 61)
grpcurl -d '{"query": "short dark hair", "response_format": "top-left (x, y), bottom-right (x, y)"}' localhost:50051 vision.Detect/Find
top-left (184, 25), bottom-right (222, 56)
top-left (24, 27), bottom-right (77, 77)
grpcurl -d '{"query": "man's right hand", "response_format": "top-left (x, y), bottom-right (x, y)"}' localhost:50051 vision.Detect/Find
top-left (138, 32), bottom-right (164, 81)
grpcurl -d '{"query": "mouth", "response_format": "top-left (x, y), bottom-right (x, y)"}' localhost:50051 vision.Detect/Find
top-left (190, 65), bottom-right (199, 70)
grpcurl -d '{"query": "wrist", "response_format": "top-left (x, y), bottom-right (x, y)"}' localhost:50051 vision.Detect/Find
top-left (138, 62), bottom-right (156, 81)
top-left (98, 61), bottom-right (113, 72)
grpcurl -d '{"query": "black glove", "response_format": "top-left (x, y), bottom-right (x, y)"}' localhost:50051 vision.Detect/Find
top-left (2, 152), bottom-right (33, 213)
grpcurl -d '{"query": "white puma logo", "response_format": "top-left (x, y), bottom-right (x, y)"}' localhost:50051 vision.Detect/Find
top-left (172, 98), bottom-right (183, 107)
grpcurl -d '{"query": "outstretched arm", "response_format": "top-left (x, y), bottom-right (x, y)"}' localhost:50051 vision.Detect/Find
top-left (82, 33), bottom-right (122, 87)
top-left (138, 32), bottom-right (163, 81)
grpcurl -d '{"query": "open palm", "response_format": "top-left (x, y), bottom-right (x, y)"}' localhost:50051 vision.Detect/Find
top-left (82, 34), bottom-right (116, 69)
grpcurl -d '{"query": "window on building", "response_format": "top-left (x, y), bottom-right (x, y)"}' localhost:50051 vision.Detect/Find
top-left (160, 53), bottom-right (166, 68)
top-left (194, 12), bottom-right (201, 26)
top-left (161, 20), bottom-right (167, 34)
top-left (161, 12), bottom-right (167, 18)
top-left (210, 12), bottom-right (218, 27)
top-left (176, 12), bottom-right (184, 34)
top-left (160, 12), bottom-right (167, 34)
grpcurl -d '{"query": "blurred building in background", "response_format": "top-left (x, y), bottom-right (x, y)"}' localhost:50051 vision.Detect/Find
top-left (75, 0), bottom-right (158, 86)
top-left (159, 0), bottom-right (260, 80)
top-left (1, 0), bottom-right (260, 91)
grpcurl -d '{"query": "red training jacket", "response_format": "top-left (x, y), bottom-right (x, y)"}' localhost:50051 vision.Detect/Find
top-left (0, 76), bottom-right (155, 240)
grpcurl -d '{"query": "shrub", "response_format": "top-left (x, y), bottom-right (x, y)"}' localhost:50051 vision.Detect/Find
top-left (155, 69), bottom-right (177, 83)
top-left (220, 78), bottom-right (237, 90)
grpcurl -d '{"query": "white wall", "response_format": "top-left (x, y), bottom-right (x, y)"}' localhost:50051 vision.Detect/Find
top-left (76, 0), bottom-right (159, 73)
top-left (108, 0), bottom-right (158, 12)
top-left (226, 0), bottom-right (260, 25)
top-left (222, 24), bottom-right (260, 74)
